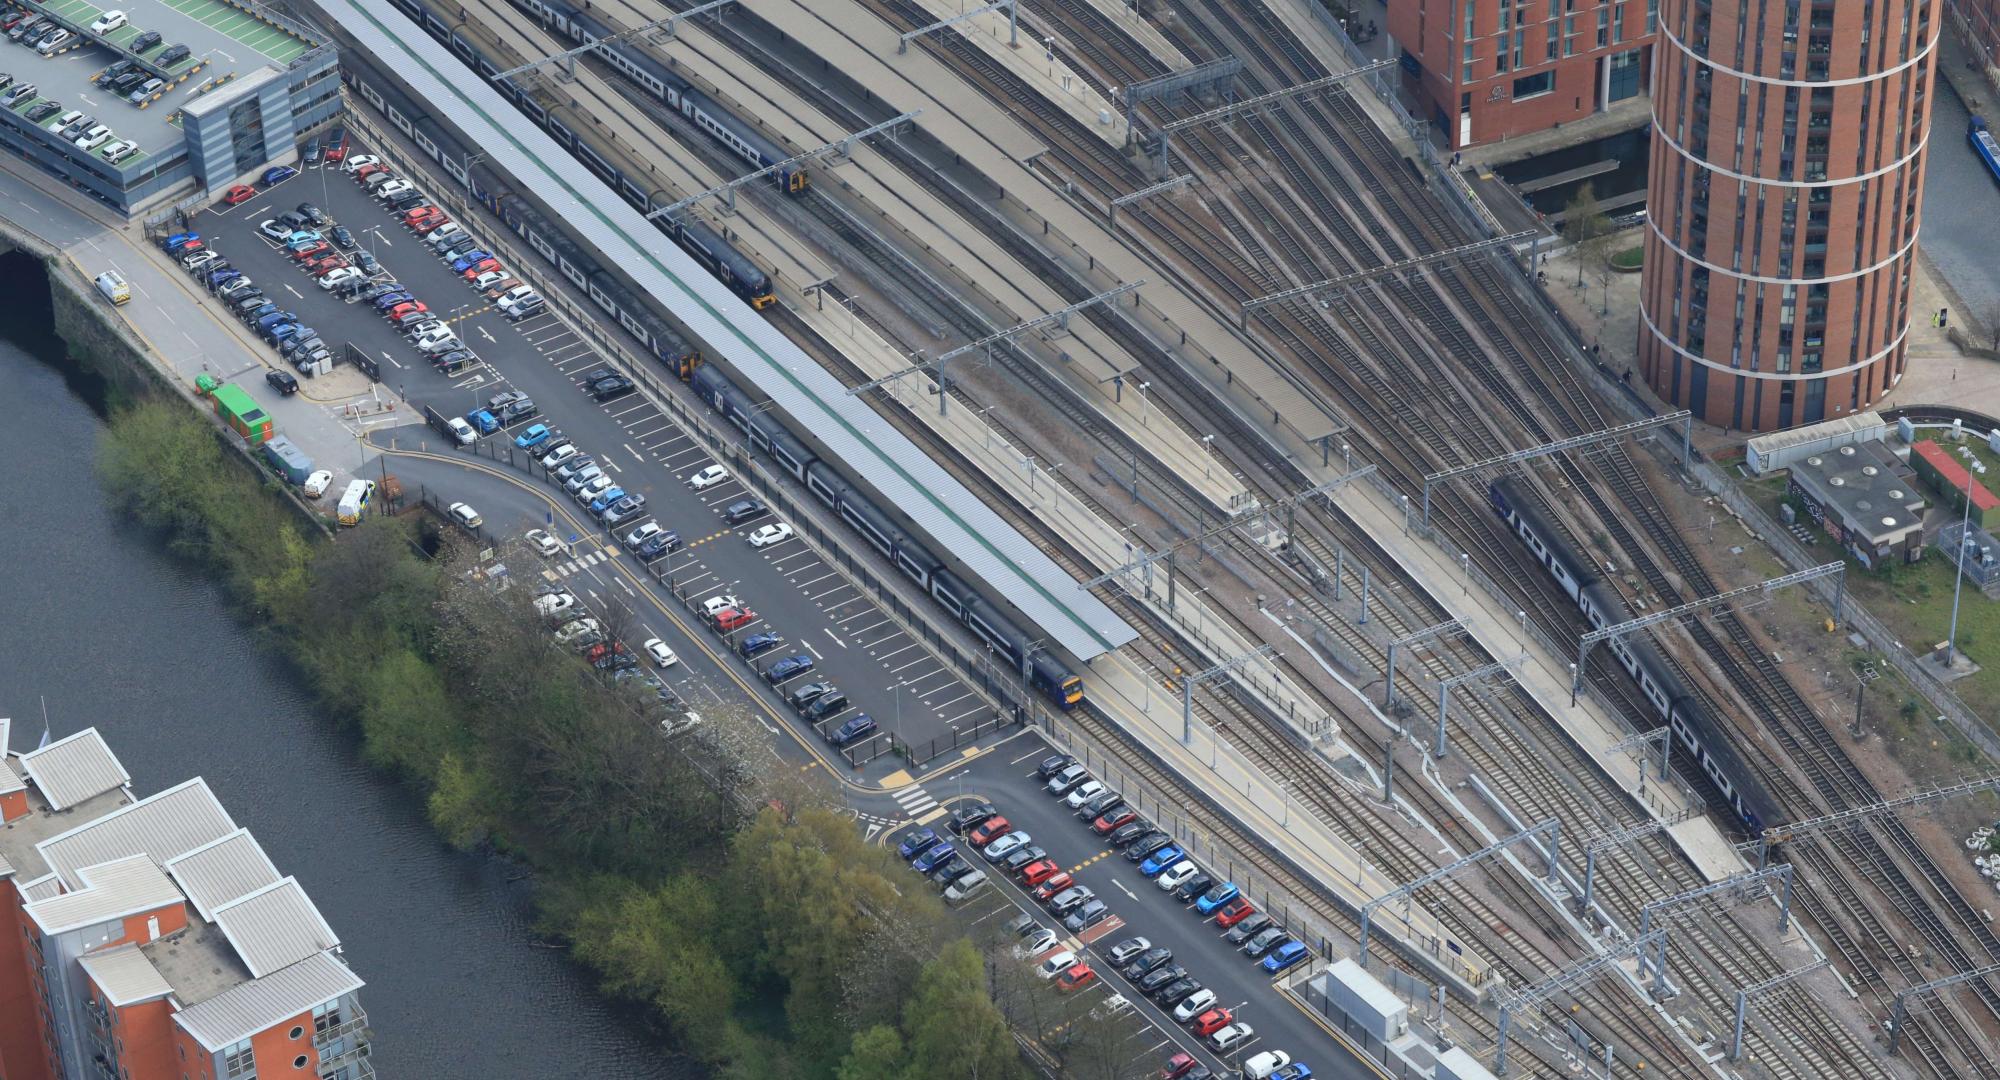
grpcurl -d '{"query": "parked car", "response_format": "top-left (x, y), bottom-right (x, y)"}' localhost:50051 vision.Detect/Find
top-left (1208, 1024), bottom-right (1255, 1053)
top-left (1261, 940), bottom-right (1309, 974)
top-left (1172, 872), bottom-right (1215, 903)
top-left (1139, 844), bottom-right (1185, 875)
top-left (1240, 928), bottom-right (1290, 958)
top-left (1214, 897), bottom-right (1257, 927)
top-left (897, 827), bottom-right (939, 860)
top-left (967, 816), bottom-right (1013, 848)
top-left (1223, 912), bottom-right (1274, 945)
top-left (738, 632), bottom-right (783, 659)
top-left (1045, 764), bottom-right (1088, 796)
top-left (1172, 989), bottom-right (1219, 1024)
top-left (764, 654), bottom-right (813, 683)
top-left (447, 502), bottom-right (483, 529)
top-left (688, 464), bottom-right (728, 489)
top-left (262, 164), bottom-right (297, 185)
top-left (1195, 882), bottom-right (1241, 914)
top-left (129, 28), bottom-right (160, 52)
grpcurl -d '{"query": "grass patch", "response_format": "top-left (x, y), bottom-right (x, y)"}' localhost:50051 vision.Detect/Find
top-left (1610, 245), bottom-right (1644, 271)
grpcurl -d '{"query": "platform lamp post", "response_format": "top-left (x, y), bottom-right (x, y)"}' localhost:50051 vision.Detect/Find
top-left (1946, 484), bottom-right (1974, 668)
top-left (461, 151), bottom-right (486, 207)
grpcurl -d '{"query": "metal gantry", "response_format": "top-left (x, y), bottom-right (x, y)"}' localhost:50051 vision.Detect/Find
top-left (1240, 231), bottom-right (1536, 327)
top-left (1178, 645), bottom-right (1275, 742)
top-left (1382, 618), bottom-right (1462, 709)
top-left (488, 0), bottom-right (736, 81)
top-left (1635, 866), bottom-right (1795, 993)
top-left (899, 0), bottom-right (1016, 52)
top-left (1152, 58), bottom-right (1396, 170)
top-left (1431, 653), bottom-right (1526, 759)
top-left (1418, 412), bottom-right (1693, 529)
top-left (847, 282), bottom-right (1142, 415)
top-left (1730, 960), bottom-right (1827, 1061)
top-left (1107, 174), bottom-right (1194, 224)
top-left (1887, 959), bottom-right (2000, 1055)
top-left (1358, 817), bottom-right (1561, 969)
top-left (1572, 563), bottom-right (1847, 703)
top-left (1495, 931), bottom-right (1666, 1075)
top-left (1121, 56), bottom-right (1242, 131)
top-left (1607, 726), bottom-right (1673, 798)
top-left (1755, 774), bottom-right (2000, 867)
top-left (645, 112), bottom-right (920, 219)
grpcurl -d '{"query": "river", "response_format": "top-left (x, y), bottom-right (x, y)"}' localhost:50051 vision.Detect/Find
top-left (0, 254), bottom-right (689, 1080)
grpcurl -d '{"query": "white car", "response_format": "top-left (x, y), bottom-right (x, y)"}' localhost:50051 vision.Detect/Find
top-left (1089, 995), bottom-right (1134, 1022)
top-left (73, 125), bottom-right (111, 151)
top-left (101, 139), bottom-right (139, 163)
top-left (553, 618), bottom-right (601, 645)
top-left (181, 250), bottom-right (219, 271)
top-left (747, 522), bottom-right (793, 548)
top-left (523, 529), bottom-right (560, 557)
top-left (700, 594), bottom-right (742, 618)
top-left (446, 416), bottom-right (477, 446)
top-left (540, 443), bottom-right (579, 470)
top-left (1064, 780), bottom-right (1106, 810)
top-left (1013, 927), bottom-right (1059, 960)
top-left (1172, 988), bottom-right (1218, 1024)
top-left (574, 476), bottom-right (614, 504)
top-left (415, 327), bottom-right (459, 352)
top-left (375, 179), bottom-right (414, 200)
top-left (319, 266), bottom-right (364, 290)
top-left (427, 223), bottom-right (466, 249)
top-left (1208, 1024), bottom-right (1254, 1053)
top-left (36, 29), bottom-right (71, 53)
top-left (1155, 861), bottom-right (1199, 892)
top-left (89, 10), bottom-right (126, 33)
top-left (688, 464), bottom-right (728, 489)
top-left (447, 502), bottom-right (483, 529)
top-left (342, 154), bottom-right (379, 173)
top-left (470, 270), bottom-right (509, 291)
top-left (533, 592), bottom-right (577, 619)
top-left (1036, 950), bottom-right (1077, 980)
top-left (1242, 1051), bottom-right (1293, 1080)
top-left (302, 470), bottom-right (333, 499)
top-left (643, 637), bottom-right (678, 668)
top-left (625, 521), bottom-right (664, 549)
top-left (495, 285), bottom-right (540, 310)
top-left (981, 831), bottom-right (1030, 862)
top-left (46, 109), bottom-right (83, 134)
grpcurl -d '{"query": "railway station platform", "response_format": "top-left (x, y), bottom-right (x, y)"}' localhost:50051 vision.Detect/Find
top-left (1069, 0), bottom-right (1192, 73)
top-left (896, 0), bottom-right (1133, 148)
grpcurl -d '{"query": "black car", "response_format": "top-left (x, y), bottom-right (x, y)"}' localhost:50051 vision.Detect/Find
top-left (787, 681), bottom-right (835, 710)
top-left (803, 691), bottom-right (849, 721)
top-left (1222, 913), bottom-right (1273, 946)
top-left (387, 190), bottom-right (428, 212)
top-left (1125, 834), bottom-right (1173, 861)
top-left (264, 369), bottom-right (299, 395)
top-left (99, 59), bottom-right (138, 81)
top-left (329, 225), bottom-right (355, 250)
top-left (949, 803), bottom-right (999, 835)
top-left (1172, 873), bottom-right (1215, 904)
top-left (1107, 822), bottom-right (1151, 847)
top-left (108, 71), bottom-right (146, 93)
top-left (1134, 965), bottom-right (1187, 994)
top-left (589, 374), bottom-right (635, 402)
top-left (1240, 928), bottom-right (1290, 958)
top-left (357, 282), bottom-right (400, 301)
top-left (1121, 947), bottom-right (1173, 980)
top-left (295, 202), bottom-right (327, 227)
top-left (1076, 791), bottom-right (1123, 820)
top-left (353, 250), bottom-right (380, 275)
top-left (24, 100), bottom-right (60, 122)
top-left (1001, 845), bottom-right (1046, 873)
top-left (1035, 753), bottom-right (1075, 780)
top-left (722, 499), bottom-right (766, 525)
top-left (155, 43), bottom-right (190, 66)
top-left (501, 399), bottom-right (538, 424)
top-left (129, 29), bottom-right (160, 52)
top-left (1152, 979), bottom-right (1202, 1007)
top-left (634, 532), bottom-right (678, 561)
top-left (925, 856), bottom-right (969, 887)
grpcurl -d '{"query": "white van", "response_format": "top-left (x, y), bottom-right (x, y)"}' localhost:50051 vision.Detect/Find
top-left (94, 270), bottom-right (130, 305)
top-left (336, 478), bottom-right (371, 526)
top-left (1243, 1051), bottom-right (1294, 1080)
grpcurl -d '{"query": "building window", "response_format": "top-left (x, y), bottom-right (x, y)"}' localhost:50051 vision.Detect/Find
top-left (290, 1026), bottom-right (305, 1040)
top-left (223, 1039), bottom-right (257, 1079)
top-left (1646, 0), bottom-right (1658, 33)
top-left (1612, 1), bottom-right (1626, 41)
top-left (1607, 48), bottom-right (1643, 101)
top-left (1463, 42), bottom-right (1477, 82)
top-left (1596, 5), bottom-right (1610, 45)
top-left (292, 1055), bottom-right (307, 1070)
top-left (1546, 19), bottom-right (1559, 57)
top-left (1513, 70), bottom-right (1555, 98)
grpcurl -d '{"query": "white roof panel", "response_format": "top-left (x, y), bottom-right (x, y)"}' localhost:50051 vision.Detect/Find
top-left (38, 778), bottom-right (237, 890)
top-left (166, 829), bottom-right (282, 923)
top-left (173, 951), bottom-right (363, 1053)
top-left (79, 945), bottom-right (175, 1007)
top-left (25, 855), bottom-right (182, 935)
top-left (213, 878), bottom-right (340, 978)
top-left (315, 0), bottom-right (1136, 661)
top-left (21, 729), bottom-right (131, 810)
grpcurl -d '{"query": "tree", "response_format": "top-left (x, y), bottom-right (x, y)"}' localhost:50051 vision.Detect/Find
top-left (834, 1025), bottom-right (906, 1080)
top-left (901, 940), bottom-right (1025, 1080)
top-left (1565, 182), bottom-right (1614, 287)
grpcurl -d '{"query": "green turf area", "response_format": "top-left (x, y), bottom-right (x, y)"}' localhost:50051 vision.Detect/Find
top-left (41, 0), bottom-right (309, 64)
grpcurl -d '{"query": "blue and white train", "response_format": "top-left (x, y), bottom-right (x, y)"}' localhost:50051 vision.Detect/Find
top-left (1490, 477), bottom-right (1779, 832)
top-left (384, 0), bottom-right (777, 308)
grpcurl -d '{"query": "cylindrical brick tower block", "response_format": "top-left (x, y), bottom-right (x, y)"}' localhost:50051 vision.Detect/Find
top-left (1639, 0), bottom-right (1939, 431)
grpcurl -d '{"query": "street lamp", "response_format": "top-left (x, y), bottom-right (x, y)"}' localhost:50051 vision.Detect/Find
top-left (1200, 433), bottom-right (1216, 480)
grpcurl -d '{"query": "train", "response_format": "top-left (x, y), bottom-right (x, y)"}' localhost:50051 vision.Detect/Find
top-left (1488, 477), bottom-right (1779, 832)
top-left (383, 0), bottom-right (776, 308)
top-left (1971, 116), bottom-right (2000, 187)
top-left (502, 0), bottom-right (809, 195)
top-left (343, 58), bottom-right (1087, 711)
top-left (689, 363), bottom-right (1085, 709)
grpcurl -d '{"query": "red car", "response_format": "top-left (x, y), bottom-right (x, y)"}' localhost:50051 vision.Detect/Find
top-left (461, 258), bottom-right (501, 280)
top-left (289, 242), bottom-right (331, 261)
top-left (1213, 897), bottom-right (1256, 928)
top-left (1161, 1053), bottom-right (1199, 1080)
top-left (400, 205), bottom-right (440, 223)
top-left (305, 256), bottom-right (347, 275)
top-left (1031, 872), bottom-right (1074, 903)
top-left (353, 162), bottom-right (389, 181)
top-left (323, 129), bottom-right (349, 163)
top-left (1190, 1008), bottom-right (1234, 1037)
top-left (481, 277), bottom-right (523, 299)
top-left (967, 816), bottom-right (1013, 848)
top-left (1093, 808), bottom-right (1137, 835)
top-left (386, 301), bottom-right (428, 320)
top-left (715, 608), bottom-right (757, 632)
top-left (1018, 859), bottom-right (1061, 886)
top-left (222, 184), bottom-right (257, 205)
top-left (0, 12), bottom-right (27, 29)
top-left (1056, 963), bottom-right (1096, 993)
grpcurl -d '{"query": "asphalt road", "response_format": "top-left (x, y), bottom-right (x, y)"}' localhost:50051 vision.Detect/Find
top-left (191, 147), bottom-right (991, 766)
top-left (896, 732), bottom-right (1375, 1080)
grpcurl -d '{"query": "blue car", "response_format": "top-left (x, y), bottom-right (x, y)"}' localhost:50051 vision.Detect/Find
top-left (1194, 881), bottom-right (1240, 915)
top-left (898, 828), bottom-right (939, 860)
top-left (261, 164), bottom-right (296, 185)
top-left (513, 424), bottom-right (551, 449)
top-left (1261, 939), bottom-right (1309, 974)
top-left (160, 231), bottom-right (198, 251)
top-left (268, 323), bottom-right (307, 344)
top-left (764, 654), bottom-right (814, 683)
top-left (739, 632), bottom-right (782, 659)
top-left (241, 302), bottom-right (278, 324)
top-left (255, 310), bottom-right (297, 331)
top-left (1272, 1064), bottom-right (1313, 1080)
top-left (831, 714), bottom-right (877, 747)
top-left (911, 842), bottom-right (956, 874)
top-left (466, 409), bottom-right (500, 434)
top-left (450, 250), bottom-right (491, 273)
top-left (1140, 845), bottom-right (1185, 877)
top-left (589, 486), bottom-right (625, 515)
top-left (372, 292), bottom-right (415, 311)
top-left (207, 268), bottom-right (242, 289)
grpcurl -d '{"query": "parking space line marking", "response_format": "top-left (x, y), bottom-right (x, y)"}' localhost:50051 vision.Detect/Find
top-left (877, 643), bottom-right (918, 662)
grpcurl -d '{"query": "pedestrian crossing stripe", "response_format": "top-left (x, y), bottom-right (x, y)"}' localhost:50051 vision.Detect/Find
top-left (892, 785), bottom-right (937, 817)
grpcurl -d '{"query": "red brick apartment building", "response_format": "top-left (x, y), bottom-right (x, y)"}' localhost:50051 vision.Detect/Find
top-left (0, 723), bottom-right (371, 1080)
top-left (1390, 0), bottom-right (1657, 147)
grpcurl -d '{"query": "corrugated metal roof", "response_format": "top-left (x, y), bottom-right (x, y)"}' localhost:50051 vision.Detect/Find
top-left (25, 855), bottom-right (182, 935)
top-left (213, 878), bottom-right (339, 978)
top-left (21, 730), bottom-right (131, 810)
top-left (79, 944), bottom-right (175, 1007)
top-left (38, 778), bottom-right (237, 890)
top-left (173, 951), bottom-right (363, 1053)
top-left (166, 829), bottom-right (281, 924)
top-left (317, 0), bottom-right (1136, 661)
top-left (20, 874), bottom-right (62, 902)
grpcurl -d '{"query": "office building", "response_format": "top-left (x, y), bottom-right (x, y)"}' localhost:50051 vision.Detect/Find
top-left (1638, 0), bottom-right (1939, 430)
top-left (0, 722), bottom-right (370, 1080)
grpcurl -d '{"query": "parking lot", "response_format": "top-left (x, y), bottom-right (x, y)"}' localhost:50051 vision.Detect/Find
top-left (883, 732), bottom-right (1366, 1080)
top-left (188, 138), bottom-right (987, 767)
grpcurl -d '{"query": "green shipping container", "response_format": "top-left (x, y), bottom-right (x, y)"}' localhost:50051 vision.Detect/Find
top-left (211, 383), bottom-right (275, 446)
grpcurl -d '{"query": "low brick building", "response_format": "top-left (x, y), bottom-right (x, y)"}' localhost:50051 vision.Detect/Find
top-left (1786, 442), bottom-right (1927, 566)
